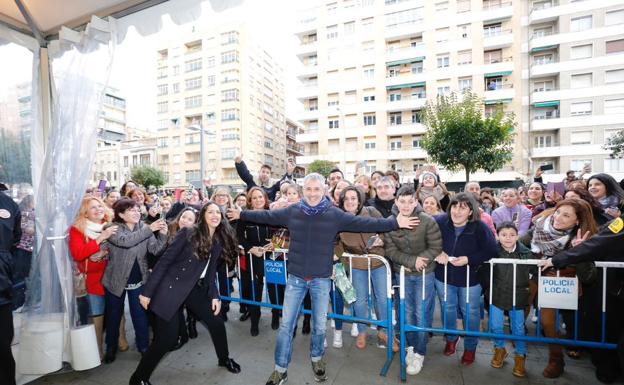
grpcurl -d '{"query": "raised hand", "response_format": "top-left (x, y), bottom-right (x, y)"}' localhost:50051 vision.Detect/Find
top-left (97, 225), bottom-right (118, 244)
top-left (571, 229), bottom-right (591, 247)
top-left (396, 213), bottom-right (420, 229)
top-left (226, 206), bottom-right (241, 221)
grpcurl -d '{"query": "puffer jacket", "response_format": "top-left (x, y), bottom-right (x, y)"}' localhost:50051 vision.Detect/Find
top-left (102, 221), bottom-right (167, 297)
top-left (384, 206), bottom-right (443, 275)
top-left (488, 242), bottom-right (536, 310)
top-left (335, 206), bottom-right (386, 271)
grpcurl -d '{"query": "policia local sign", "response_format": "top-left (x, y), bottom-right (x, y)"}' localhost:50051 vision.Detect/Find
top-left (538, 276), bottom-right (579, 310)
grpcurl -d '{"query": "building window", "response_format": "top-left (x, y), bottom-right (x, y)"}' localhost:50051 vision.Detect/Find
top-left (388, 92), bottom-right (401, 102)
top-left (437, 85), bottom-right (451, 96)
top-left (157, 66), bottom-right (167, 79)
top-left (458, 77), bottom-right (472, 91)
top-left (389, 138), bottom-right (402, 151)
top-left (363, 113), bottom-right (376, 126)
top-left (606, 69), bottom-right (624, 84)
top-left (458, 50), bottom-right (472, 65)
top-left (412, 136), bottom-right (422, 148)
top-left (570, 15), bottom-right (592, 32)
top-left (221, 89), bottom-right (239, 102)
top-left (532, 26), bottom-right (553, 38)
top-left (157, 101), bottom-right (168, 114)
top-left (157, 84), bottom-right (168, 96)
top-left (606, 9), bottom-right (624, 26)
top-left (533, 79), bottom-right (555, 92)
top-left (570, 159), bottom-right (592, 171)
top-left (570, 102), bottom-right (592, 116)
top-left (570, 131), bottom-right (592, 144)
top-left (363, 65), bottom-right (375, 78)
top-left (605, 98), bottom-right (624, 114)
top-left (411, 110), bottom-right (422, 123)
top-left (185, 95), bottom-right (202, 109)
top-left (157, 119), bottom-right (169, 130)
top-left (172, 83), bottom-right (180, 93)
top-left (435, 27), bottom-right (449, 43)
top-left (172, 154), bottom-right (181, 164)
top-left (534, 135), bottom-right (554, 148)
top-left (221, 108), bottom-right (240, 121)
top-left (605, 158), bottom-right (624, 172)
top-left (123, 156), bottom-right (129, 166)
top-left (483, 23), bottom-right (502, 37)
top-left (411, 61), bottom-right (423, 73)
top-left (606, 39), bottom-right (624, 55)
top-left (327, 25), bottom-right (338, 39)
top-left (389, 112), bottom-right (402, 125)
top-left (185, 77), bottom-right (201, 90)
top-left (329, 118), bottom-right (339, 129)
top-left (184, 58), bottom-right (202, 72)
top-left (457, 0), bottom-right (471, 12)
top-left (221, 148), bottom-right (236, 160)
top-left (570, 73), bottom-right (592, 88)
top-left (533, 53), bottom-right (554, 65)
top-left (364, 141), bottom-right (376, 150)
top-left (221, 50), bottom-right (239, 64)
top-left (363, 94), bottom-right (375, 102)
top-left (571, 44), bottom-right (592, 59)
top-left (484, 49), bottom-right (502, 64)
top-left (435, 1), bottom-right (449, 12)
top-left (437, 54), bottom-right (450, 68)
top-left (344, 21), bottom-right (355, 35)
top-left (221, 31), bottom-right (239, 45)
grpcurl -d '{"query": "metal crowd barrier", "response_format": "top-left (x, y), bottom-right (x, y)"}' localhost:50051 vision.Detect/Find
top-left (218, 249), bottom-right (397, 377)
top-left (398, 260), bottom-right (624, 382)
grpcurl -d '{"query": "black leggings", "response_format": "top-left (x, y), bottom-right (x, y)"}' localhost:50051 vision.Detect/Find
top-left (133, 284), bottom-right (229, 381)
top-left (0, 303), bottom-right (15, 385)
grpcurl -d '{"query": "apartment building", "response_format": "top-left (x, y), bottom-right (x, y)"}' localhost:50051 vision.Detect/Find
top-left (528, 0), bottom-right (624, 181)
top-left (294, 0), bottom-right (624, 183)
top-left (286, 118), bottom-right (306, 178)
top-left (92, 88), bottom-right (128, 187)
top-left (155, 23), bottom-right (288, 189)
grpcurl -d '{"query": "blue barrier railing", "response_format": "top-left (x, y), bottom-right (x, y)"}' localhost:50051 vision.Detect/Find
top-left (218, 249), bottom-right (397, 377)
top-left (398, 260), bottom-right (624, 382)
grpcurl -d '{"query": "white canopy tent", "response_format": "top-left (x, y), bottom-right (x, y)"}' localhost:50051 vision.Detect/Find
top-left (0, 1), bottom-right (243, 383)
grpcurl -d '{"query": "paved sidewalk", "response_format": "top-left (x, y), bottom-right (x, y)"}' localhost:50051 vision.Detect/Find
top-left (28, 303), bottom-right (605, 385)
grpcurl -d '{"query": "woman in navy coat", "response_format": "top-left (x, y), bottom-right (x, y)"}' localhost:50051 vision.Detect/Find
top-left (130, 202), bottom-right (241, 385)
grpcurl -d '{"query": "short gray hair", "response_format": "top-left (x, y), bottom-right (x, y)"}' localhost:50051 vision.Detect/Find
top-left (377, 176), bottom-right (396, 189)
top-left (303, 173), bottom-right (325, 186)
top-left (465, 181), bottom-right (480, 189)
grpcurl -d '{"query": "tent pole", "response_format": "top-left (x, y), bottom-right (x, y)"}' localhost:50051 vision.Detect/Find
top-left (13, 0), bottom-right (45, 46)
top-left (39, 47), bottom-right (51, 151)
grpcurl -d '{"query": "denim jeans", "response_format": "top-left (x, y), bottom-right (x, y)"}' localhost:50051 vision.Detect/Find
top-left (402, 272), bottom-right (435, 355)
top-left (329, 285), bottom-right (345, 330)
top-left (275, 274), bottom-right (331, 371)
top-left (434, 279), bottom-right (482, 352)
top-left (352, 266), bottom-right (388, 333)
top-left (490, 305), bottom-right (526, 356)
top-left (105, 287), bottom-right (149, 352)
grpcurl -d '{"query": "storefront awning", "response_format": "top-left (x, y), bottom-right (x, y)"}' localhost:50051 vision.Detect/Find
top-left (386, 82), bottom-right (426, 90)
top-left (533, 101), bottom-right (560, 107)
top-left (385, 56), bottom-right (425, 66)
top-left (484, 71), bottom-right (512, 78)
top-left (484, 98), bottom-right (513, 105)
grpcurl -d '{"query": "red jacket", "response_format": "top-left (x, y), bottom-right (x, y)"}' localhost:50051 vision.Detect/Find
top-left (69, 226), bottom-right (107, 296)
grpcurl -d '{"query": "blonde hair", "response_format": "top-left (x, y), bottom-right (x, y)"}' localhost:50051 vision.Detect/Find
top-left (355, 175), bottom-right (376, 200)
top-left (210, 187), bottom-right (234, 209)
top-left (72, 196), bottom-right (112, 240)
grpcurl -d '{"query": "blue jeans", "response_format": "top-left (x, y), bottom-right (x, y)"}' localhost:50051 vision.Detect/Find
top-left (490, 305), bottom-right (526, 356)
top-left (275, 275), bottom-right (331, 371)
top-left (352, 267), bottom-right (388, 333)
top-left (329, 286), bottom-right (345, 330)
top-left (105, 287), bottom-right (149, 352)
top-left (434, 279), bottom-right (482, 352)
top-left (402, 272), bottom-right (435, 355)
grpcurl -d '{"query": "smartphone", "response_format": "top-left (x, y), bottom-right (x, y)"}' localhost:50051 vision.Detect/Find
top-left (97, 179), bottom-right (107, 193)
top-left (365, 235), bottom-right (380, 251)
top-left (512, 212), bottom-right (519, 223)
top-left (539, 164), bottom-right (554, 171)
top-left (546, 182), bottom-right (565, 196)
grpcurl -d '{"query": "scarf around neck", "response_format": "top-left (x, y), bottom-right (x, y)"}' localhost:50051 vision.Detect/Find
top-left (418, 185), bottom-right (446, 202)
top-left (531, 215), bottom-right (572, 257)
top-left (85, 220), bottom-right (104, 240)
top-left (599, 195), bottom-right (620, 210)
top-left (299, 196), bottom-right (332, 216)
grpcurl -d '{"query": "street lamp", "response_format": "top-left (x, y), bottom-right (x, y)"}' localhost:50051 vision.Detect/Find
top-left (187, 124), bottom-right (215, 192)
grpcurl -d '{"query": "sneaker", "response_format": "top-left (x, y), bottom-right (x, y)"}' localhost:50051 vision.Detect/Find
top-left (323, 338), bottom-right (327, 348)
top-left (405, 347), bottom-right (416, 373)
top-left (311, 359), bottom-right (327, 382)
top-left (266, 370), bottom-right (288, 385)
top-left (332, 330), bottom-right (343, 348)
top-left (350, 323), bottom-right (358, 337)
top-left (330, 319), bottom-right (335, 329)
top-left (407, 353), bottom-right (424, 375)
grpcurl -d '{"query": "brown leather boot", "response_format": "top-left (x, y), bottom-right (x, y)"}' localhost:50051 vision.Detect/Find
top-left (118, 315), bottom-right (129, 352)
top-left (491, 347), bottom-right (507, 368)
top-left (543, 345), bottom-right (564, 378)
top-left (513, 355), bottom-right (526, 378)
top-left (91, 316), bottom-right (105, 359)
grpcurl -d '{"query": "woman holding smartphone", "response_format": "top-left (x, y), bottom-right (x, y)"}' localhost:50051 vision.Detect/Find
top-left (130, 202), bottom-right (241, 385)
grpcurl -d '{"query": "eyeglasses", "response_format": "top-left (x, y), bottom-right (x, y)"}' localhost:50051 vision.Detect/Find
top-left (125, 208), bottom-right (141, 213)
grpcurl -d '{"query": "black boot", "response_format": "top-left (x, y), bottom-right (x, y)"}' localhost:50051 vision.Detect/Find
top-left (170, 334), bottom-right (188, 351)
top-left (187, 313), bottom-right (198, 339)
top-left (104, 347), bottom-right (117, 364)
top-left (271, 312), bottom-right (280, 330)
top-left (239, 311), bottom-right (251, 322)
top-left (129, 373), bottom-right (153, 385)
top-left (218, 358), bottom-right (241, 373)
top-left (302, 315), bottom-right (311, 335)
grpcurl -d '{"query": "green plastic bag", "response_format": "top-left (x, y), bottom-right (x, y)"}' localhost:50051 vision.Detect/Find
top-left (333, 262), bottom-right (356, 304)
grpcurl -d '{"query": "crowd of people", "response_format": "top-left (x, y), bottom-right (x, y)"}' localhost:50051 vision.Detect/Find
top-left (1, 160), bottom-right (624, 385)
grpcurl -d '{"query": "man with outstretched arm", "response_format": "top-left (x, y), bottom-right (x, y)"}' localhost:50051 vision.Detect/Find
top-left (227, 173), bottom-right (419, 385)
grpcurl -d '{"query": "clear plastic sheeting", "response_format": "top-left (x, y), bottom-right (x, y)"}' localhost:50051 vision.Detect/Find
top-left (18, 16), bottom-right (117, 374)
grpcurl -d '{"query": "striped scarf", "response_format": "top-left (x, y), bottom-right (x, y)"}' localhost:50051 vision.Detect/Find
top-left (299, 196), bottom-right (331, 216)
top-left (530, 215), bottom-right (572, 258)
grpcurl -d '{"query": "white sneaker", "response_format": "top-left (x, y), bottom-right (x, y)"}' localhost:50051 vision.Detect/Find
top-left (324, 337), bottom-right (328, 348)
top-left (351, 323), bottom-right (359, 337)
top-left (330, 319), bottom-right (335, 329)
top-left (333, 330), bottom-right (343, 348)
top-left (405, 346), bottom-right (416, 366)
top-left (407, 353), bottom-right (424, 375)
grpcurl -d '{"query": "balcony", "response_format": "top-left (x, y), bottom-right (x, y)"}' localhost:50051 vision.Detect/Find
top-left (529, 0), bottom-right (562, 24)
top-left (482, 0), bottom-right (513, 21)
top-left (385, 94), bottom-right (427, 112)
top-left (296, 109), bottom-right (319, 121)
top-left (484, 84), bottom-right (515, 102)
top-left (385, 71), bottom-right (427, 88)
top-left (385, 19), bottom-right (425, 40)
top-left (296, 83), bottom-right (319, 99)
top-left (483, 29), bottom-right (513, 49)
top-left (287, 143), bottom-right (305, 155)
top-left (531, 56), bottom-right (560, 77)
top-left (532, 144), bottom-right (608, 158)
top-left (386, 122), bottom-right (427, 136)
top-left (296, 40), bottom-right (318, 57)
top-left (385, 43), bottom-right (426, 64)
top-left (296, 128), bottom-right (319, 143)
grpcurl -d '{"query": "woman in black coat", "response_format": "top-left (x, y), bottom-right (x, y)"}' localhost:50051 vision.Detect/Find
top-left (130, 202), bottom-right (241, 385)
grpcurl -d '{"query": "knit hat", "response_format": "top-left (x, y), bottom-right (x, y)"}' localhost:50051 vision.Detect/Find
top-left (419, 171), bottom-right (438, 185)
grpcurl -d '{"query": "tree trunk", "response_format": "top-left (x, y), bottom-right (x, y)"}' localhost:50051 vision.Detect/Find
top-left (464, 166), bottom-right (470, 183)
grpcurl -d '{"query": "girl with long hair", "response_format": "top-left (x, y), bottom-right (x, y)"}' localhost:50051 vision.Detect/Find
top-left (130, 202), bottom-right (241, 385)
